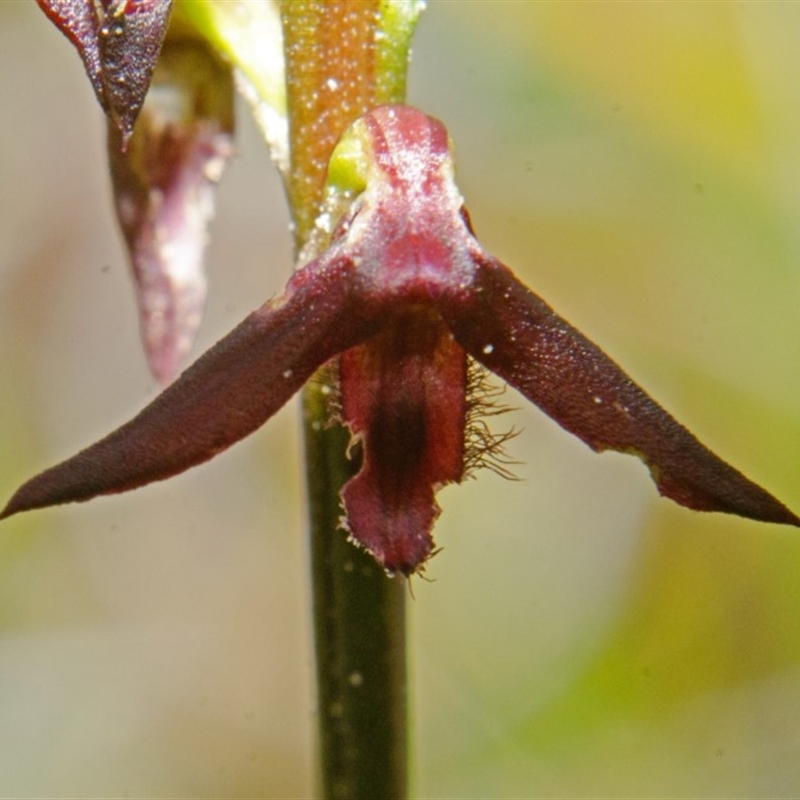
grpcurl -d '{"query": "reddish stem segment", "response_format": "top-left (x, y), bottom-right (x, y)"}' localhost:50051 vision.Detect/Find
top-left (282, 0), bottom-right (380, 243)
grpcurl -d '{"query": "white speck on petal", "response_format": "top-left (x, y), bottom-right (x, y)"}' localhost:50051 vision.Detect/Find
top-left (482, 344), bottom-right (494, 355)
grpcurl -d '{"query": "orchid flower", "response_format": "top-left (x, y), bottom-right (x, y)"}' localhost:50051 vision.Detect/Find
top-left (3, 103), bottom-right (798, 575)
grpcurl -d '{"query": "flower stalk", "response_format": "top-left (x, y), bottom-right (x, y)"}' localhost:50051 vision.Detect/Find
top-left (281, 3), bottom-right (421, 797)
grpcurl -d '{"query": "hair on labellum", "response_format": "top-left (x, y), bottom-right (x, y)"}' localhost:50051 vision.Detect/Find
top-left (463, 357), bottom-right (520, 482)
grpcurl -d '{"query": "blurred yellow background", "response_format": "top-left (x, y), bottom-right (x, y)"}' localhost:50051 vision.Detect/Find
top-left (1, 2), bottom-right (800, 797)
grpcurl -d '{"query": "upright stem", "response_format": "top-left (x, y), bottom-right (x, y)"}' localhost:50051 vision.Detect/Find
top-left (304, 392), bottom-right (407, 800)
top-left (280, 2), bottom-right (421, 797)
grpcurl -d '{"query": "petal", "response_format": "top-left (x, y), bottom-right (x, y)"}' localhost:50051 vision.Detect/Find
top-left (439, 252), bottom-right (800, 527)
top-left (0, 254), bottom-right (375, 520)
top-left (99, 0), bottom-right (173, 144)
top-left (36, 0), bottom-right (173, 145)
top-left (108, 37), bottom-right (235, 385)
top-left (340, 308), bottom-right (467, 575)
top-left (36, 0), bottom-right (107, 109)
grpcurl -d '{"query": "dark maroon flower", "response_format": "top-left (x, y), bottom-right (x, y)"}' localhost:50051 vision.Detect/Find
top-left (2, 105), bottom-right (798, 575)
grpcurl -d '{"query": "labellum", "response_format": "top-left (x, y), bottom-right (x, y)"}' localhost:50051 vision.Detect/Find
top-left (2, 105), bottom-right (797, 575)
top-left (339, 307), bottom-right (468, 571)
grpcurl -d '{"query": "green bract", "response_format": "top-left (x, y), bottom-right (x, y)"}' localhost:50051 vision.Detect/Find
top-left (327, 120), bottom-right (372, 196)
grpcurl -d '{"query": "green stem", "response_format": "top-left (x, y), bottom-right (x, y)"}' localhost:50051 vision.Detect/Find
top-left (279, 2), bottom-right (422, 797)
top-left (303, 395), bottom-right (407, 800)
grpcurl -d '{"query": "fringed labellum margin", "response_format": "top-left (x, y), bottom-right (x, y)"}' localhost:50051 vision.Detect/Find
top-left (2, 106), bottom-right (798, 575)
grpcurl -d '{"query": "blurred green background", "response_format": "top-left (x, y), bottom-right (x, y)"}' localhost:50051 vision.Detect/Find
top-left (2, 2), bottom-right (800, 797)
